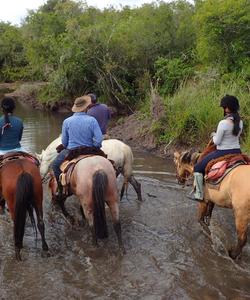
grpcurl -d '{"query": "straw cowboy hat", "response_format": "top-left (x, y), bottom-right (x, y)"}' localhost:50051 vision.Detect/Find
top-left (72, 95), bottom-right (91, 113)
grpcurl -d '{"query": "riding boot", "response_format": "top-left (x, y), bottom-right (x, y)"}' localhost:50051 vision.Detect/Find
top-left (186, 172), bottom-right (204, 202)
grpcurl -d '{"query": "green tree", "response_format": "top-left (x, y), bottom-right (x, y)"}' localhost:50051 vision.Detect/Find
top-left (194, 0), bottom-right (250, 72)
top-left (0, 22), bottom-right (28, 81)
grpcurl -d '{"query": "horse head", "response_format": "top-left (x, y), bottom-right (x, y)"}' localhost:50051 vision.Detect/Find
top-left (173, 150), bottom-right (200, 185)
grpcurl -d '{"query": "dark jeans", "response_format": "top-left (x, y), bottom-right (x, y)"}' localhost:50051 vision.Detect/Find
top-left (194, 148), bottom-right (241, 175)
top-left (51, 149), bottom-right (70, 182)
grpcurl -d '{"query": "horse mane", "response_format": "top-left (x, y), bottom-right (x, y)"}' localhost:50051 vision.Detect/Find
top-left (180, 149), bottom-right (200, 165)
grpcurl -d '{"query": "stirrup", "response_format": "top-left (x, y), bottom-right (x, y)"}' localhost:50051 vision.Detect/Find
top-left (186, 190), bottom-right (203, 202)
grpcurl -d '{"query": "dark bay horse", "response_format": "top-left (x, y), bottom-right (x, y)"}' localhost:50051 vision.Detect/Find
top-left (174, 149), bottom-right (250, 259)
top-left (49, 155), bottom-right (125, 252)
top-left (0, 156), bottom-right (48, 260)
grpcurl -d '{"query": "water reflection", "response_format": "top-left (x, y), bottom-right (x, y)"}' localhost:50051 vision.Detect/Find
top-left (15, 100), bottom-right (70, 153)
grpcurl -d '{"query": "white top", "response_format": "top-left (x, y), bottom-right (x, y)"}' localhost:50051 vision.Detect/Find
top-left (212, 118), bottom-right (243, 150)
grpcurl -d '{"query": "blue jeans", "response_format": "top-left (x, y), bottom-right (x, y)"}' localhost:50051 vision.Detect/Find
top-left (51, 149), bottom-right (70, 182)
top-left (194, 149), bottom-right (241, 175)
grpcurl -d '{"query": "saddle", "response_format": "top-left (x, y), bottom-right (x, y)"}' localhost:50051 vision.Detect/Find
top-left (58, 149), bottom-right (116, 196)
top-left (0, 151), bottom-right (40, 169)
top-left (205, 154), bottom-right (250, 184)
top-left (59, 154), bottom-right (92, 195)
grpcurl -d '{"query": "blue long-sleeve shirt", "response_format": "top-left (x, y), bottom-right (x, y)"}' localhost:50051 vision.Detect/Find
top-left (0, 115), bottom-right (23, 150)
top-left (61, 112), bottom-right (103, 149)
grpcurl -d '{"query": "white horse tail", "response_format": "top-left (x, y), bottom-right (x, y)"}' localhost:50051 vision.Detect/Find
top-left (123, 144), bottom-right (134, 179)
top-left (92, 170), bottom-right (108, 239)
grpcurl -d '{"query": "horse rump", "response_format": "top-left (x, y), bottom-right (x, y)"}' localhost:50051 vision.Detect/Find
top-left (92, 170), bottom-right (108, 239)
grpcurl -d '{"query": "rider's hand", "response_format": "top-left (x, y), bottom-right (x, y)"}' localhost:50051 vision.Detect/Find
top-left (56, 144), bottom-right (65, 153)
top-left (210, 132), bottom-right (216, 138)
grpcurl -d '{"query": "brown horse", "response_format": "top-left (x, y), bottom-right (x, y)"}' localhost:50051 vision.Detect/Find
top-left (174, 149), bottom-right (250, 259)
top-left (48, 155), bottom-right (124, 252)
top-left (0, 157), bottom-right (48, 260)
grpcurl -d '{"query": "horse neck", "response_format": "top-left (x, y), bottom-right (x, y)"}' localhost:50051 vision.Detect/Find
top-left (185, 163), bottom-right (194, 175)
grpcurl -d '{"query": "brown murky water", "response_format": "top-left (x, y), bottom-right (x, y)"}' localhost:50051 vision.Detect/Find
top-left (0, 100), bottom-right (250, 299)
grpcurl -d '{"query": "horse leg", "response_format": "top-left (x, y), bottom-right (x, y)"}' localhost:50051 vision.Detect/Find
top-left (204, 201), bottom-right (214, 226)
top-left (81, 203), bottom-right (97, 246)
top-left (35, 210), bottom-right (49, 253)
top-left (37, 218), bottom-right (49, 252)
top-left (77, 205), bottom-right (86, 227)
top-left (0, 197), bottom-right (5, 215)
top-left (198, 201), bottom-right (211, 236)
top-left (57, 199), bottom-right (75, 225)
top-left (229, 216), bottom-right (248, 259)
top-left (128, 175), bottom-right (142, 202)
top-left (120, 179), bottom-right (128, 201)
top-left (108, 201), bottom-right (125, 253)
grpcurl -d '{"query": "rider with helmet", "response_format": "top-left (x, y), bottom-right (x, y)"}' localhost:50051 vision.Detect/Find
top-left (188, 95), bottom-right (243, 202)
top-left (0, 96), bottom-right (26, 155)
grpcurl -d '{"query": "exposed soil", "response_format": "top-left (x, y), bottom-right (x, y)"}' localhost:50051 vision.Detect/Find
top-left (0, 81), bottom-right (71, 112)
top-left (108, 113), bottom-right (172, 158)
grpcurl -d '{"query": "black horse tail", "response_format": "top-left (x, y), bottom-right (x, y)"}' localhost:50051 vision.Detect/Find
top-left (92, 170), bottom-right (108, 239)
top-left (14, 172), bottom-right (37, 250)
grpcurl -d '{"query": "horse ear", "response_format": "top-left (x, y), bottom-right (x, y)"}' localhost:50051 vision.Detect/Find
top-left (181, 150), bottom-right (192, 163)
top-left (174, 151), bottom-right (180, 162)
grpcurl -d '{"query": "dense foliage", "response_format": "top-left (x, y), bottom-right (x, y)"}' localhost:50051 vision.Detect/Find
top-left (0, 0), bottom-right (249, 148)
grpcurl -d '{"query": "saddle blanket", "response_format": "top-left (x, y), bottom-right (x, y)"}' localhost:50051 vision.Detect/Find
top-left (0, 151), bottom-right (40, 169)
top-left (205, 154), bottom-right (250, 185)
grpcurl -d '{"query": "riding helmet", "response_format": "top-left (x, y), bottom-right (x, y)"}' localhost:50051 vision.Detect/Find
top-left (220, 95), bottom-right (240, 112)
top-left (1, 97), bottom-right (16, 112)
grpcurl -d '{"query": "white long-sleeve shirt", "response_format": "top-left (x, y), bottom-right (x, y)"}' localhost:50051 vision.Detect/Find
top-left (212, 118), bottom-right (243, 150)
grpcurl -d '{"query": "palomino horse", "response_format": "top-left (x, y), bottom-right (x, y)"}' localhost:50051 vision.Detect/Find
top-left (0, 154), bottom-right (48, 260)
top-left (174, 149), bottom-right (250, 259)
top-left (49, 155), bottom-right (124, 252)
top-left (37, 136), bottom-right (142, 201)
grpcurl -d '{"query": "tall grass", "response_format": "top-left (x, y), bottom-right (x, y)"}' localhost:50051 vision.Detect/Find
top-left (152, 74), bottom-right (250, 152)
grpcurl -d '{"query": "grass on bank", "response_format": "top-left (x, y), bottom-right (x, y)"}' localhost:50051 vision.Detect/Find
top-left (141, 74), bottom-right (250, 152)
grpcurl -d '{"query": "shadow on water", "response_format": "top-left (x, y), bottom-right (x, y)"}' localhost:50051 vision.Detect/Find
top-left (0, 101), bottom-right (250, 299)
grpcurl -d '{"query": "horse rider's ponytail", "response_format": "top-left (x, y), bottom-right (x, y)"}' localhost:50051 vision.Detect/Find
top-left (1, 97), bottom-right (16, 134)
top-left (231, 112), bottom-right (241, 136)
top-left (220, 95), bottom-right (241, 136)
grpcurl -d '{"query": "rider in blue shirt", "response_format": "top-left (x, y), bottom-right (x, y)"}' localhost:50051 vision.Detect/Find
top-left (0, 97), bottom-right (25, 154)
top-left (52, 95), bottom-right (103, 196)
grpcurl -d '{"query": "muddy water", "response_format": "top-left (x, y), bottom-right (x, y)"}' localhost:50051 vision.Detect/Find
top-left (0, 100), bottom-right (250, 299)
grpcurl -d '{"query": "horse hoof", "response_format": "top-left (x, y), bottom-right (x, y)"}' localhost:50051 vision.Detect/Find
top-left (15, 253), bottom-right (22, 261)
top-left (68, 215), bottom-right (75, 225)
top-left (199, 221), bottom-right (211, 236)
top-left (228, 249), bottom-right (241, 260)
top-left (41, 250), bottom-right (51, 258)
top-left (121, 247), bottom-right (126, 255)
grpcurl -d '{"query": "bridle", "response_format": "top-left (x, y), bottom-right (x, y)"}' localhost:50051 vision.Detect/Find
top-left (175, 161), bottom-right (194, 186)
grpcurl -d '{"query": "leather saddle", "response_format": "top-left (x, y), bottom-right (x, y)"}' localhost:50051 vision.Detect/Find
top-left (58, 154), bottom-right (116, 196)
top-left (205, 154), bottom-right (250, 184)
top-left (0, 151), bottom-right (40, 169)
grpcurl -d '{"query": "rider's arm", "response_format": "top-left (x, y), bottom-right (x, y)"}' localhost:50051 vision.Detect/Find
top-left (212, 120), bottom-right (226, 145)
top-left (61, 120), bottom-right (69, 148)
top-left (92, 118), bottom-right (103, 148)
